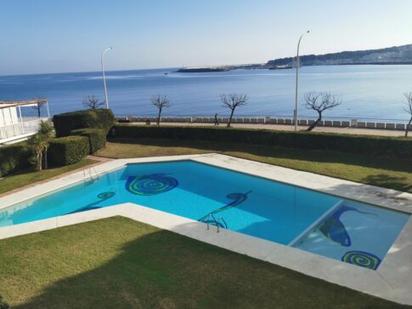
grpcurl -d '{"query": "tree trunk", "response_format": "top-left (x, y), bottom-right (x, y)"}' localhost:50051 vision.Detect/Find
top-left (227, 109), bottom-right (235, 128)
top-left (37, 152), bottom-right (43, 171)
top-left (37, 106), bottom-right (41, 118)
top-left (307, 112), bottom-right (322, 131)
top-left (157, 108), bottom-right (162, 126)
top-left (43, 150), bottom-right (48, 169)
top-left (406, 117), bottom-right (412, 137)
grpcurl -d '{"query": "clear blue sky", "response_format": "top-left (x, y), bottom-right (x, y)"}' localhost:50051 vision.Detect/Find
top-left (1, 0), bottom-right (411, 75)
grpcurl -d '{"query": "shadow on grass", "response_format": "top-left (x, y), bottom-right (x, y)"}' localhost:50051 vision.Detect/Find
top-left (13, 220), bottom-right (403, 309)
top-left (108, 138), bottom-right (412, 174)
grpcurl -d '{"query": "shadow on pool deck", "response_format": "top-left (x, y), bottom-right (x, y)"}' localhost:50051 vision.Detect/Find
top-left (323, 181), bottom-right (412, 212)
top-left (11, 218), bottom-right (405, 309)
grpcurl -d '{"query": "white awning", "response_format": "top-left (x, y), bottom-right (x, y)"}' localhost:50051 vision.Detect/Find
top-left (0, 99), bottom-right (48, 109)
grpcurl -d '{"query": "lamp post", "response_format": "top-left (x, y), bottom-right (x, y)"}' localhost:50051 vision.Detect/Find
top-left (101, 47), bottom-right (112, 109)
top-left (293, 30), bottom-right (310, 131)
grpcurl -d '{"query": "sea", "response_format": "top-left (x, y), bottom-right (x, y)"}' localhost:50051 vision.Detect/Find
top-left (0, 65), bottom-right (411, 121)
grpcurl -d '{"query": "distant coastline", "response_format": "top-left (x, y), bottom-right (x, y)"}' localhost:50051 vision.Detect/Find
top-left (176, 67), bottom-right (231, 73)
top-left (176, 63), bottom-right (265, 73)
top-left (267, 62), bottom-right (412, 70)
top-left (177, 43), bottom-right (412, 72)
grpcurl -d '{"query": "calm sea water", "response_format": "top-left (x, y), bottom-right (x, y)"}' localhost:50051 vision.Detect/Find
top-left (1, 65), bottom-right (411, 120)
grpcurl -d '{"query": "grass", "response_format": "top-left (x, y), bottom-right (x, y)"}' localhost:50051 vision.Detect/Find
top-left (0, 139), bottom-right (410, 307)
top-left (96, 138), bottom-right (412, 193)
top-left (0, 217), bottom-right (405, 308)
top-left (0, 159), bottom-right (96, 195)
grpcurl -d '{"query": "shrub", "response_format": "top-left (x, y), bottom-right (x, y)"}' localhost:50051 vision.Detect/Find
top-left (0, 143), bottom-right (33, 177)
top-left (52, 109), bottom-right (115, 137)
top-left (48, 136), bottom-right (90, 166)
top-left (0, 296), bottom-right (9, 309)
top-left (71, 128), bottom-right (106, 154)
top-left (112, 125), bottom-right (412, 159)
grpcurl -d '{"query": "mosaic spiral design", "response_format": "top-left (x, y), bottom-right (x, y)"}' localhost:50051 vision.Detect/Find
top-left (341, 251), bottom-right (381, 270)
top-left (97, 192), bottom-right (115, 200)
top-left (126, 174), bottom-right (178, 196)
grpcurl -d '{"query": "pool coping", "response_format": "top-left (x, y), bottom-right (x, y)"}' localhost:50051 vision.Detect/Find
top-left (0, 153), bottom-right (411, 305)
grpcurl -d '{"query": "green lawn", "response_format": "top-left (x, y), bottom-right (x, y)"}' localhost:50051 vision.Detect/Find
top-left (3, 138), bottom-right (409, 196)
top-left (0, 159), bottom-right (96, 195)
top-left (96, 138), bottom-right (412, 193)
top-left (0, 139), bottom-right (410, 307)
top-left (0, 217), bottom-right (405, 308)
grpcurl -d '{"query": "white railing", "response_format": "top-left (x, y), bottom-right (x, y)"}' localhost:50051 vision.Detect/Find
top-left (0, 118), bottom-right (48, 143)
top-left (116, 115), bottom-right (411, 131)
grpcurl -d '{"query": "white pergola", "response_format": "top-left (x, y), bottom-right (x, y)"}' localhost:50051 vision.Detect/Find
top-left (0, 99), bottom-right (50, 145)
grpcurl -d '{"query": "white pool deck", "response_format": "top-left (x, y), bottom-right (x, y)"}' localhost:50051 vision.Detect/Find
top-left (0, 153), bottom-right (411, 305)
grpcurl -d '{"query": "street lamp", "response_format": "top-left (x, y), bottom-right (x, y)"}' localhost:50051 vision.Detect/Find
top-left (101, 47), bottom-right (112, 109)
top-left (293, 30), bottom-right (310, 131)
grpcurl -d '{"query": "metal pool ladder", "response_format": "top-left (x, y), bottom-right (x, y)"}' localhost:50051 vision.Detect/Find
top-left (205, 213), bottom-right (227, 233)
top-left (83, 166), bottom-right (99, 182)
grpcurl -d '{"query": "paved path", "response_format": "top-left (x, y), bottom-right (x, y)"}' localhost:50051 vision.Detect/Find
top-left (129, 122), bottom-right (406, 137)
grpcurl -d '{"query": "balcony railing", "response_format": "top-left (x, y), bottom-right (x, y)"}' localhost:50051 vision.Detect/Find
top-left (0, 118), bottom-right (48, 143)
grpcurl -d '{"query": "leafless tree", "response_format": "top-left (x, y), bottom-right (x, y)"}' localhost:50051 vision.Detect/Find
top-left (220, 94), bottom-right (248, 127)
top-left (305, 92), bottom-right (342, 131)
top-left (151, 95), bottom-right (171, 126)
top-left (404, 92), bottom-right (412, 137)
top-left (83, 95), bottom-right (104, 109)
top-left (32, 98), bottom-right (47, 118)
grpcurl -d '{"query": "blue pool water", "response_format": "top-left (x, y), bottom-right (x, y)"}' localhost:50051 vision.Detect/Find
top-left (0, 161), bottom-right (409, 270)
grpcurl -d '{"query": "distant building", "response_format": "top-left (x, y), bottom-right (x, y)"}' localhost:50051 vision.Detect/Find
top-left (0, 99), bottom-right (50, 145)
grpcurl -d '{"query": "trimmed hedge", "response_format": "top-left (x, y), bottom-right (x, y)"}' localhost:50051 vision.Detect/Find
top-left (71, 128), bottom-right (107, 154)
top-left (0, 143), bottom-right (33, 177)
top-left (53, 109), bottom-right (115, 137)
top-left (0, 295), bottom-right (9, 309)
top-left (112, 125), bottom-right (412, 159)
top-left (48, 136), bottom-right (90, 166)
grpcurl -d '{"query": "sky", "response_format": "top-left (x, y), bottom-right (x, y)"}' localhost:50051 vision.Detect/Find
top-left (1, 0), bottom-right (412, 75)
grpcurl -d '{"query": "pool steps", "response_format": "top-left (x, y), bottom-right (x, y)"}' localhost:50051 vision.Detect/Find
top-left (289, 200), bottom-right (344, 247)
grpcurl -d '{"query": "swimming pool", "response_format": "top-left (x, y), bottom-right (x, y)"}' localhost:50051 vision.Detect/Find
top-left (0, 160), bottom-right (409, 270)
